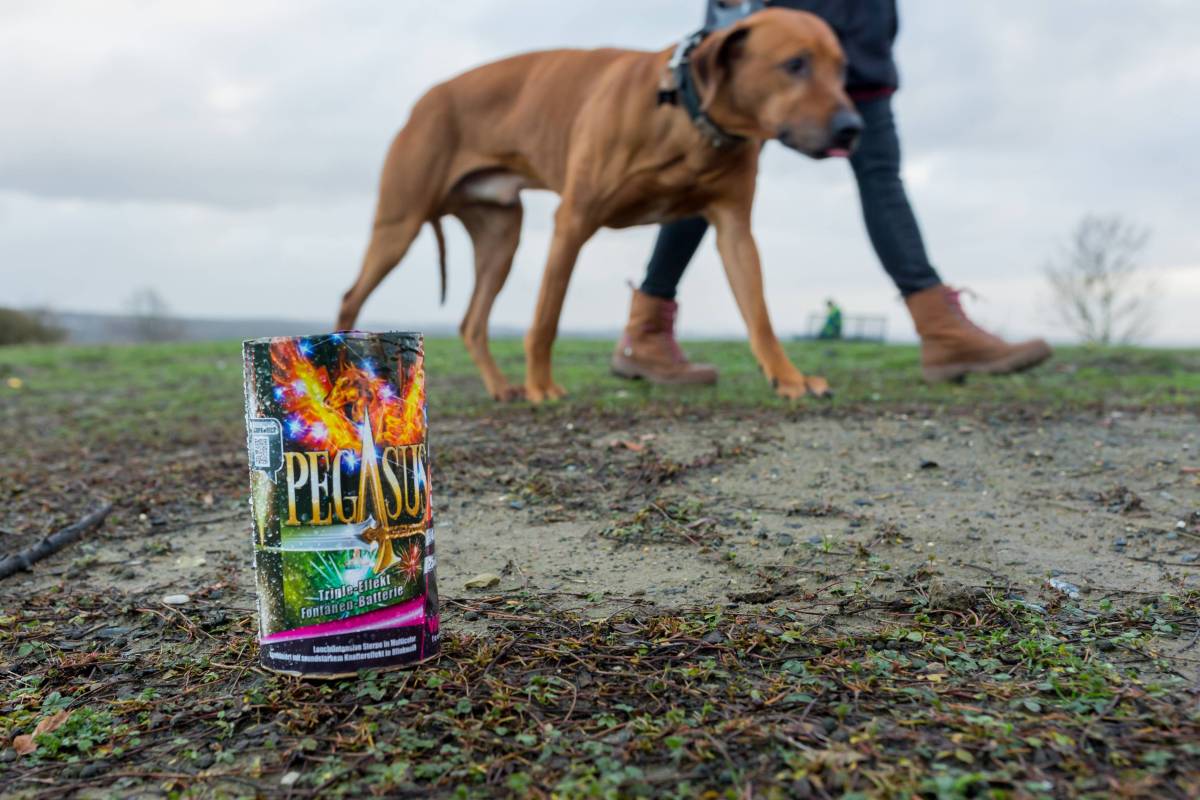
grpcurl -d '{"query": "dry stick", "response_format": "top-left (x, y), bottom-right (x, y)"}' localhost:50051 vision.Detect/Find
top-left (0, 503), bottom-right (113, 580)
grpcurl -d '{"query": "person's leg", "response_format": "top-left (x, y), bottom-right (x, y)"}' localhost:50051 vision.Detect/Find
top-left (849, 96), bottom-right (942, 296)
top-left (640, 217), bottom-right (709, 300)
top-left (850, 95), bottom-right (1052, 381)
top-left (611, 217), bottom-right (718, 384)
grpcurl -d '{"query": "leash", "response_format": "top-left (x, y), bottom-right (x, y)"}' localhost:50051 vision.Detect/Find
top-left (657, 0), bottom-right (764, 149)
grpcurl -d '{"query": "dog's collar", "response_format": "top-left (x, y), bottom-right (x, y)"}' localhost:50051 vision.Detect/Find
top-left (658, 29), bottom-right (746, 150)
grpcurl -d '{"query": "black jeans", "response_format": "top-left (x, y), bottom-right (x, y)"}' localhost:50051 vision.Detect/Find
top-left (640, 96), bottom-right (942, 300)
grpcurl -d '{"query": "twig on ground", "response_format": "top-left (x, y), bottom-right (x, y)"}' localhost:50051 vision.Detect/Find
top-left (1123, 555), bottom-right (1200, 569)
top-left (0, 503), bottom-right (113, 580)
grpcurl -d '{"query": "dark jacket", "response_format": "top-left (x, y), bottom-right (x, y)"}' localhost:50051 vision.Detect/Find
top-left (705, 0), bottom-right (899, 94)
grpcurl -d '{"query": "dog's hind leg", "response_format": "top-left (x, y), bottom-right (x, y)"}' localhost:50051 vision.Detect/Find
top-left (337, 216), bottom-right (424, 331)
top-left (338, 87), bottom-right (457, 331)
top-left (454, 201), bottom-right (524, 401)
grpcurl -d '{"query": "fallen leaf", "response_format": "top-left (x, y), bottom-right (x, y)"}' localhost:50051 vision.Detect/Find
top-left (609, 439), bottom-right (644, 452)
top-left (11, 710), bottom-right (72, 757)
top-left (34, 710), bottom-right (72, 737)
top-left (202, 492), bottom-right (215, 507)
top-left (464, 573), bottom-right (501, 590)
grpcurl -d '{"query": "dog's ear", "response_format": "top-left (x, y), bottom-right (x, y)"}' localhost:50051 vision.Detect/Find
top-left (692, 25), bottom-right (751, 111)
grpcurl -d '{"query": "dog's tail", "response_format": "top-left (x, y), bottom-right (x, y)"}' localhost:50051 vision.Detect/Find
top-left (430, 218), bottom-right (448, 306)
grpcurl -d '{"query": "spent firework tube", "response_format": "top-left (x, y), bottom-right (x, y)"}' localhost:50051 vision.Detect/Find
top-left (241, 331), bottom-right (439, 677)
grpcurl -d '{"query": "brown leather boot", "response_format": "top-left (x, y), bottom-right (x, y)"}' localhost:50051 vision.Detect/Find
top-left (611, 289), bottom-right (718, 385)
top-left (905, 285), bottom-right (1053, 383)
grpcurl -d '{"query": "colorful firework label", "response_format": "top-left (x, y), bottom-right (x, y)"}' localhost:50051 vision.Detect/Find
top-left (241, 332), bottom-right (439, 677)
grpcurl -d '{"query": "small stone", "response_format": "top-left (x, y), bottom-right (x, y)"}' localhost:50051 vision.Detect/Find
top-left (919, 460), bottom-right (939, 470)
top-left (1181, 554), bottom-right (1199, 564)
top-left (1113, 538), bottom-right (1127, 549)
top-left (463, 610), bottom-right (480, 621)
top-left (1047, 578), bottom-right (1081, 600)
top-left (464, 573), bottom-right (501, 590)
top-left (807, 536), bottom-right (823, 545)
top-left (161, 594), bottom-right (190, 605)
top-left (280, 771), bottom-right (301, 787)
top-left (776, 533), bottom-right (794, 546)
top-left (509, 500), bottom-right (525, 510)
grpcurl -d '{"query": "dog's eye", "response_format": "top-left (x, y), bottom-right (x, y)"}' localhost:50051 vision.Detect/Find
top-left (782, 56), bottom-right (809, 77)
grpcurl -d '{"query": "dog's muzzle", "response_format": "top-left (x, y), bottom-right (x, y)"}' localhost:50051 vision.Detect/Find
top-left (822, 108), bottom-right (864, 158)
top-left (779, 107), bottom-right (864, 159)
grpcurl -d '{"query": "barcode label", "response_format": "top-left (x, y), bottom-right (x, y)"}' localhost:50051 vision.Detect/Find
top-left (251, 435), bottom-right (271, 468)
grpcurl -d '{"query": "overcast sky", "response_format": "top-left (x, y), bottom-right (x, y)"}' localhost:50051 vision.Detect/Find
top-left (2, 0), bottom-right (1198, 344)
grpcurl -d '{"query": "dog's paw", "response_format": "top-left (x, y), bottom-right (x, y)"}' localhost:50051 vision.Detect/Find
top-left (525, 381), bottom-right (568, 404)
top-left (771, 377), bottom-right (808, 400)
top-left (771, 374), bottom-right (832, 399)
top-left (487, 382), bottom-right (526, 402)
top-left (804, 375), bottom-right (832, 398)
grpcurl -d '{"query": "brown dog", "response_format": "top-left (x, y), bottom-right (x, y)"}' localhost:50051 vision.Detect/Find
top-left (337, 8), bottom-right (861, 401)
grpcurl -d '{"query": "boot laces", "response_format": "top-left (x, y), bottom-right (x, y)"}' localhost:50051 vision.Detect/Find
top-left (944, 287), bottom-right (985, 332)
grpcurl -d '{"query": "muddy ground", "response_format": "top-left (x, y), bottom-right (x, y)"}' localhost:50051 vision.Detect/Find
top-left (14, 408), bottom-right (1198, 661)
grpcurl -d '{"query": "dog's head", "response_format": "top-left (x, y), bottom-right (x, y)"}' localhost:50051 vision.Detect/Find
top-left (691, 8), bottom-right (863, 158)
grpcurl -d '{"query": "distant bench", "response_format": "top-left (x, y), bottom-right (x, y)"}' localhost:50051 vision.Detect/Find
top-left (798, 313), bottom-right (888, 343)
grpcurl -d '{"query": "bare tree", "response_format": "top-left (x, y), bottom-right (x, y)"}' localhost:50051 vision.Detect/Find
top-left (124, 287), bottom-right (183, 342)
top-left (1043, 215), bottom-right (1156, 345)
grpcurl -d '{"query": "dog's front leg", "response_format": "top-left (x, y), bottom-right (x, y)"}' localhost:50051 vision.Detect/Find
top-left (709, 204), bottom-right (830, 398)
top-left (524, 202), bottom-right (596, 403)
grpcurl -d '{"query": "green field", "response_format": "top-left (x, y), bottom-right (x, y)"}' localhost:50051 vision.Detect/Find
top-left (3, 338), bottom-right (1198, 439)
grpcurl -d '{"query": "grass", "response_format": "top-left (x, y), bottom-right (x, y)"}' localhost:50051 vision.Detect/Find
top-left (2, 338), bottom-right (1199, 439)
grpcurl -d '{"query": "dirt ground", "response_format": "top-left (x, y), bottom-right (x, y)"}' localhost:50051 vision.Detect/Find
top-left (20, 409), bottom-right (1198, 646)
top-left (5, 397), bottom-right (1200, 797)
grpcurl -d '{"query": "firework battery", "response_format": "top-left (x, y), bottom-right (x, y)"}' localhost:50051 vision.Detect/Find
top-left (241, 331), bottom-right (439, 677)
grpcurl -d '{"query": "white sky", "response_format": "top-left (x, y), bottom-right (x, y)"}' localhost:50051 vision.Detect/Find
top-left (2, 0), bottom-right (1198, 344)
